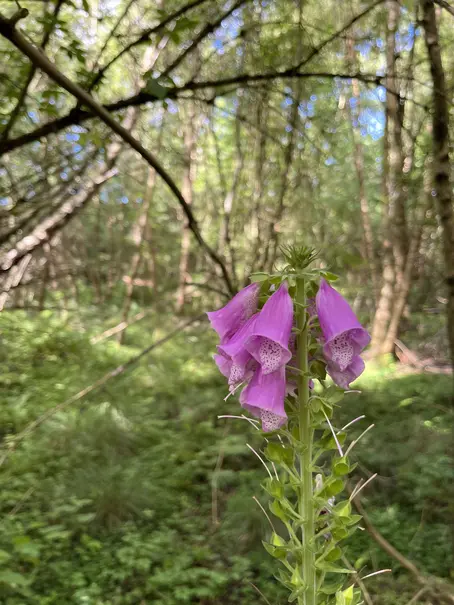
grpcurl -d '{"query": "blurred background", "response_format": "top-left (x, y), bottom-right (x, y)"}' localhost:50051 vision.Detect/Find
top-left (0, 0), bottom-right (453, 603)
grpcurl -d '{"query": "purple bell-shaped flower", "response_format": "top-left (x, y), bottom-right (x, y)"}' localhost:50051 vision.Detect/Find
top-left (316, 279), bottom-right (370, 387)
top-left (218, 315), bottom-right (258, 389)
top-left (207, 282), bottom-right (260, 344)
top-left (245, 283), bottom-right (293, 375)
top-left (240, 366), bottom-right (287, 432)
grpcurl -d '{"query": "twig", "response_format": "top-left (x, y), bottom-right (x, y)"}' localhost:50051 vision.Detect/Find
top-left (8, 487), bottom-right (34, 516)
top-left (405, 587), bottom-right (428, 605)
top-left (247, 581), bottom-right (273, 605)
top-left (90, 311), bottom-right (147, 344)
top-left (0, 314), bottom-right (205, 467)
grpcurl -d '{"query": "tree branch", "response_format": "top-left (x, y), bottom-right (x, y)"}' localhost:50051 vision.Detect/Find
top-left (0, 70), bottom-right (383, 156)
top-left (1, 0), bottom-right (63, 140)
top-left (88, 0), bottom-right (212, 91)
top-left (434, 0), bottom-right (454, 16)
top-left (0, 10), bottom-right (235, 294)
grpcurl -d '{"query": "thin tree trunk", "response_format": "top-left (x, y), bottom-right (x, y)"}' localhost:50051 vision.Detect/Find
top-left (370, 0), bottom-right (406, 354)
top-left (420, 0), bottom-right (454, 373)
top-left (382, 175), bottom-right (432, 352)
top-left (245, 91), bottom-right (269, 283)
top-left (176, 108), bottom-right (197, 312)
top-left (118, 166), bottom-right (157, 343)
top-left (218, 108), bottom-right (243, 287)
top-left (345, 36), bottom-right (379, 302)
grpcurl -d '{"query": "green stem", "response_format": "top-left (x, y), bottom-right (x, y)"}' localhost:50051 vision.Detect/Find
top-left (296, 277), bottom-right (316, 605)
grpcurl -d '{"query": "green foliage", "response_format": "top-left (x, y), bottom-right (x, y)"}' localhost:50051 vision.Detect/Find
top-left (0, 312), bottom-right (452, 604)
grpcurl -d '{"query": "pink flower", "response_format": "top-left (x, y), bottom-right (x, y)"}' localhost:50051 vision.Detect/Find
top-left (316, 279), bottom-right (370, 388)
top-left (240, 367), bottom-right (287, 432)
top-left (207, 283), bottom-right (260, 344)
top-left (245, 283), bottom-right (293, 375)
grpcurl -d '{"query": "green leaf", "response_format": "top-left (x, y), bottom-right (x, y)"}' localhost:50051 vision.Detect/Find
top-left (82, 0), bottom-right (89, 13)
top-left (333, 457), bottom-right (350, 476)
top-left (269, 499), bottom-right (288, 523)
top-left (250, 272), bottom-right (269, 282)
top-left (325, 546), bottom-right (342, 562)
top-left (265, 442), bottom-right (294, 466)
top-left (262, 541), bottom-right (286, 560)
top-left (0, 550), bottom-right (11, 565)
top-left (263, 477), bottom-right (284, 499)
top-left (316, 561), bottom-right (353, 574)
top-left (320, 271), bottom-right (339, 281)
top-left (333, 500), bottom-right (352, 518)
top-left (144, 79), bottom-right (169, 100)
top-left (319, 577), bottom-right (345, 594)
top-left (0, 570), bottom-right (29, 587)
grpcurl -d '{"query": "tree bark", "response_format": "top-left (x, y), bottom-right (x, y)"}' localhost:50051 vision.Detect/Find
top-left (176, 109), bottom-right (197, 312)
top-left (345, 36), bottom-right (379, 302)
top-left (420, 0), bottom-right (454, 373)
top-left (118, 167), bottom-right (157, 343)
top-left (370, 0), bottom-right (408, 354)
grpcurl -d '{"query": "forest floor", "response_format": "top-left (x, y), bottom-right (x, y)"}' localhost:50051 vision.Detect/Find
top-left (0, 308), bottom-right (452, 604)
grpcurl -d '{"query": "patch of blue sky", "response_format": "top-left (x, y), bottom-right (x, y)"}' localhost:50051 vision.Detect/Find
top-left (359, 107), bottom-right (384, 140)
top-left (0, 198), bottom-right (9, 206)
top-left (72, 144), bottom-right (82, 154)
top-left (120, 196), bottom-right (129, 204)
top-left (396, 26), bottom-right (415, 53)
top-left (65, 133), bottom-right (79, 142)
top-left (355, 40), bottom-right (373, 57)
top-left (298, 99), bottom-right (315, 119)
top-left (27, 111), bottom-right (39, 124)
top-left (325, 156), bottom-right (336, 166)
top-left (166, 100), bottom-right (178, 114)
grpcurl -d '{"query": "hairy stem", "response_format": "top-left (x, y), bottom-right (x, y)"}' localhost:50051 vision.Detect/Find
top-left (296, 278), bottom-right (316, 605)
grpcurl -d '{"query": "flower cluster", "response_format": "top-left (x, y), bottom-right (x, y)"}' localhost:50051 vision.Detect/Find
top-left (208, 278), bottom-right (370, 431)
top-left (209, 282), bottom-right (293, 432)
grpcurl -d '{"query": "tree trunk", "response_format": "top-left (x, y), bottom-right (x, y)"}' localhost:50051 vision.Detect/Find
top-left (382, 175), bottom-right (432, 352)
top-left (176, 109), bottom-right (197, 312)
top-left (420, 0), bottom-right (454, 373)
top-left (370, 0), bottom-right (408, 354)
top-left (345, 36), bottom-right (379, 302)
top-left (118, 167), bottom-right (157, 343)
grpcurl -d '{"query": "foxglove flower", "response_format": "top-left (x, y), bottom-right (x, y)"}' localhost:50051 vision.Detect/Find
top-left (326, 357), bottom-right (365, 390)
top-left (316, 279), bottom-right (370, 387)
top-left (207, 282), bottom-right (260, 344)
top-left (240, 366), bottom-right (287, 432)
top-left (217, 315), bottom-right (258, 389)
top-left (246, 283), bottom-right (293, 375)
